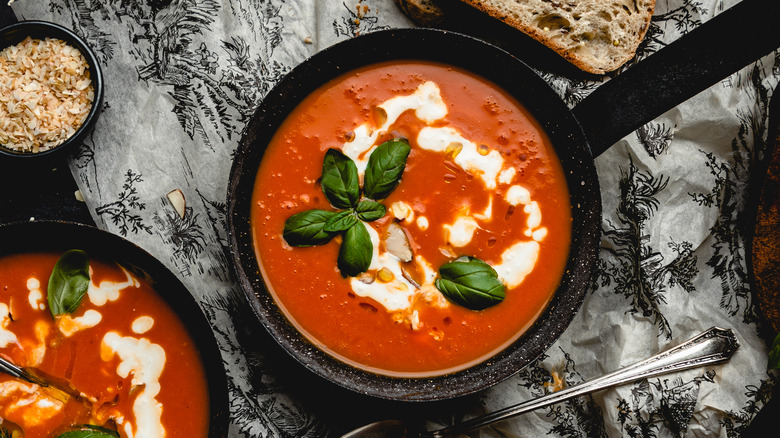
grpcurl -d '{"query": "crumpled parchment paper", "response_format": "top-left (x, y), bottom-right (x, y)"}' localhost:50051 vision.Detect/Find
top-left (9, 0), bottom-right (779, 436)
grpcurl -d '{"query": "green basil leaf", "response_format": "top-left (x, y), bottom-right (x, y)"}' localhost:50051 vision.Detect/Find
top-left (355, 200), bottom-right (386, 222)
top-left (48, 250), bottom-right (90, 317)
top-left (321, 148), bottom-right (360, 209)
top-left (55, 425), bottom-right (119, 438)
top-left (434, 256), bottom-right (505, 310)
top-left (337, 222), bottom-right (373, 277)
top-left (363, 139), bottom-right (411, 200)
top-left (769, 333), bottom-right (780, 370)
top-left (323, 210), bottom-right (359, 233)
top-left (283, 209), bottom-right (338, 247)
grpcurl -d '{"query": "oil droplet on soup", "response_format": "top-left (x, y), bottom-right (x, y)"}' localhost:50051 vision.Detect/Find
top-left (252, 61), bottom-right (571, 377)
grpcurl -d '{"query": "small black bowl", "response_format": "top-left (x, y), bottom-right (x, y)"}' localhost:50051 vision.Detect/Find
top-left (0, 20), bottom-right (104, 163)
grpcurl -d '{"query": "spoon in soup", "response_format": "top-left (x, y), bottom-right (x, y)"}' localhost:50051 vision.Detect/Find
top-left (0, 355), bottom-right (51, 387)
top-left (341, 326), bottom-right (739, 438)
top-left (1, 355), bottom-right (123, 436)
top-left (0, 354), bottom-right (86, 400)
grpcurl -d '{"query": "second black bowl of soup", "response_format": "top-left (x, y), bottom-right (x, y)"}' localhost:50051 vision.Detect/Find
top-left (0, 221), bottom-right (229, 437)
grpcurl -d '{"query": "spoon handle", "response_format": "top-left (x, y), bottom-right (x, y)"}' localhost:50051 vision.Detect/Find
top-left (425, 327), bottom-right (739, 438)
top-left (0, 356), bottom-right (49, 387)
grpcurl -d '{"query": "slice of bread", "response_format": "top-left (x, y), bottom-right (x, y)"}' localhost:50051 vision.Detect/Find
top-left (394, 0), bottom-right (655, 74)
top-left (457, 0), bottom-right (655, 74)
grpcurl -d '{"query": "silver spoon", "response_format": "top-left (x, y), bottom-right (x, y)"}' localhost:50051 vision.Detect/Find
top-left (341, 326), bottom-right (739, 438)
top-left (0, 355), bottom-right (86, 400)
top-left (0, 355), bottom-right (50, 387)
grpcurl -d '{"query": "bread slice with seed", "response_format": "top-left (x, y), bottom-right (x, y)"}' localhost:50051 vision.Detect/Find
top-left (457, 0), bottom-right (655, 74)
top-left (394, 0), bottom-right (656, 74)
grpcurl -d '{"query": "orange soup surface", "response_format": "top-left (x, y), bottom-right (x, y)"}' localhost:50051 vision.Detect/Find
top-left (252, 61), bottom-right (571, 376)
top-left (0, 252), bottom-right (209, 438)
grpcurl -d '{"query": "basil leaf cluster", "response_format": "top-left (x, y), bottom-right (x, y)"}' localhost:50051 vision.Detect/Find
top-left (435, 256), bottom-right (506, 310)
top-left (48, 249), bottom-right (91, 318)
top-left (283, 140), bottom-right (411, 277)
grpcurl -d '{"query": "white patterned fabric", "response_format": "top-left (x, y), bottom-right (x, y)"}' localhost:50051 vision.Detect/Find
top-left (9, 0), bottom-right (779, 436)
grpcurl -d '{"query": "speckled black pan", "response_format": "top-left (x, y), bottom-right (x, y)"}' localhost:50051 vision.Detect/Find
top-left (0, 220), bottom-right (229, 437)
top-left (227, 28), bottom-right (600, 402)
top-left (227, 4), bottom-right (777, 400)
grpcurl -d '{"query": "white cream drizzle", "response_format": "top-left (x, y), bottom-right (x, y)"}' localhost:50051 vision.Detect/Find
top-left (57, 309), bottom-right (102, 337)
top-left (505, 185), bottom-right (531, 206)
top-left (132, 316), bottom-right (155, 334)
top-left (349, 224), bottom-right (417, 312)
top-left (338, 81), bottom-right (550, 316)
top-left (505, 185), bottom-right (548, 242)
top-left (498, 167), bottom-right (517, 184)
top-left (492, 241), bottom-right (541, 288)
top-left (26, 277), bottom-right (45, 311)
top-left (0, 381), bottom-right (65, 427)
top-left (416, 216), bottom-right (429, 230)
top-left (102, 332), bottom-right (166, 438)
top-left (0, 302), bottom-right (19, 348)
top-left (88, 265), bottom-right (140, 306)
top-left (349, 224), bottom-right (442, 316)
top-left (417, 126), bottom-right (504, 190)
top-left (444, 216), bottom-right (480, 248)
top-left (28, 320), bottom-right (49, 367)
top-left (342, 81), bottom-right (447, 174)
top-left (474, 197), bottom-right (493, 221)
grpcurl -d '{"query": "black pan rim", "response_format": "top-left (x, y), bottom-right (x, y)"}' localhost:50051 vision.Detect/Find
top-left (0, 219), bottom-right (230, 437)
top-left (227, 28), bottom-right (601, 402)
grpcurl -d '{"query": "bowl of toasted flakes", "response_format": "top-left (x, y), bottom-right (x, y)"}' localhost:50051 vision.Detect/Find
top-left (0, 20), bottom-right (103, 161)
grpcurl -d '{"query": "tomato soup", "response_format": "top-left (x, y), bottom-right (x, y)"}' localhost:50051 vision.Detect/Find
top-left (251, 61), bottom-right (571, 377)
top-left (0, 252), bottom-right (209, 438)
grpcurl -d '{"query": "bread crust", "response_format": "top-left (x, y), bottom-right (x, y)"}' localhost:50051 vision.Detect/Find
top-left (394, 0), bottom-right (446, 27)
top-left (458, 0), bottom-right (655, 74)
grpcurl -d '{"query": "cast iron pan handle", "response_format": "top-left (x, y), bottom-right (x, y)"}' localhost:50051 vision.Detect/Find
top-left (573, 0), bottom-right (780, 158)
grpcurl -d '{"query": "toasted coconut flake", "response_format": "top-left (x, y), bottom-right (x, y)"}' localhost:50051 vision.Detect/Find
top-left (0, 37), bottom-right (94, 153)
top-left (385, 222), bottom-right (413, 262)
top-left (400, 262), bottom-right (424, 289)
top-left (390, 201), bottom-right (414, 222)
top-left (167, 189), bottom-right (186, 219)
top-left (356, 271), bottom-right (376, 285)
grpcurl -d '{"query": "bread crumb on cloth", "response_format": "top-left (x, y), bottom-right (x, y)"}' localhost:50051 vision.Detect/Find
top-left (0, 37), bottom-right (95, 153)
